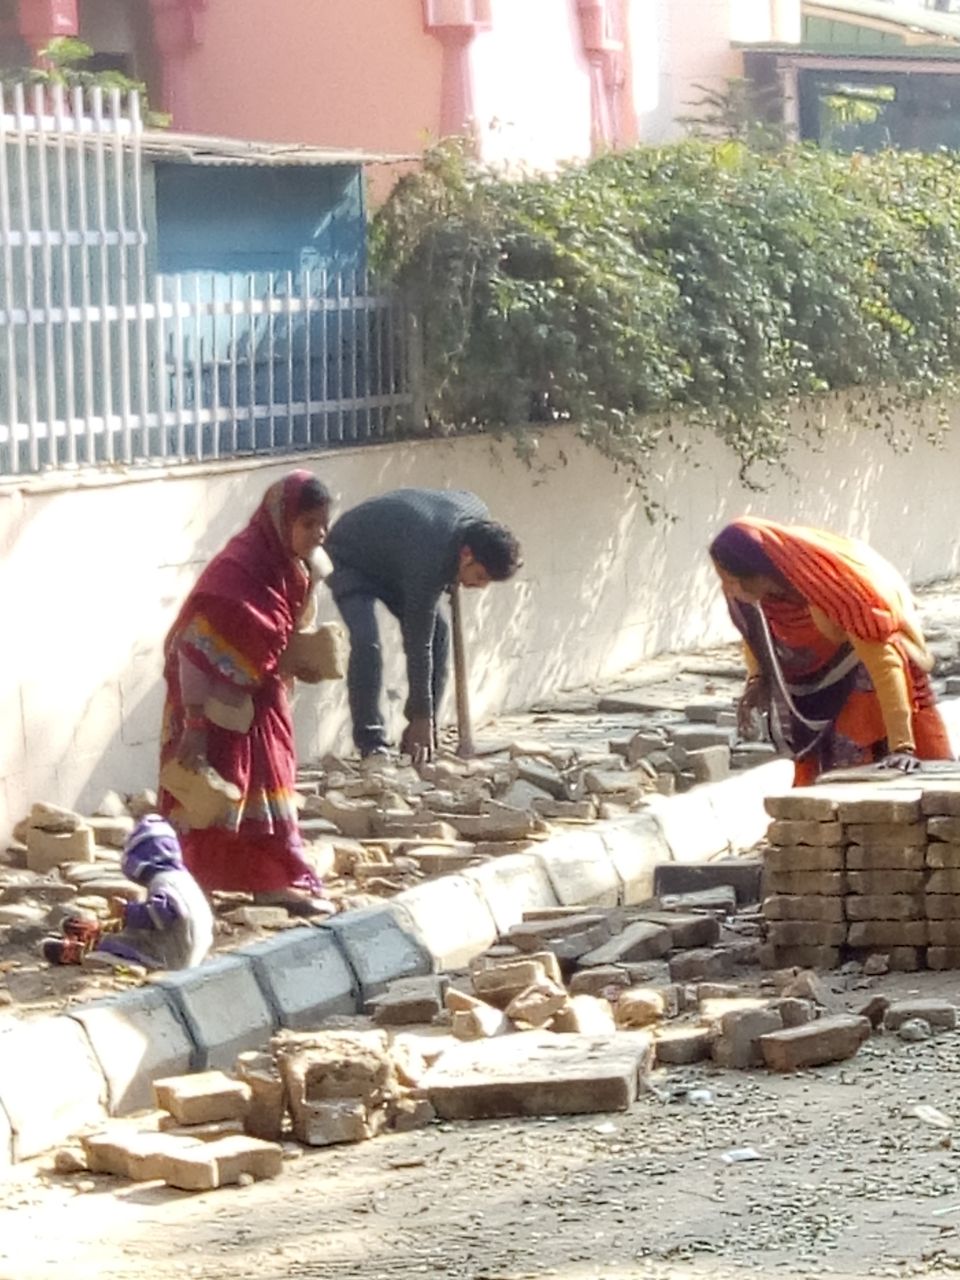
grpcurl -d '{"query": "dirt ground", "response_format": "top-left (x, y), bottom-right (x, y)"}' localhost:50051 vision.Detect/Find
top-left (6, 966), bottom-right (960, 1280)
top-left (4, 578), bottom-right (960, 1280)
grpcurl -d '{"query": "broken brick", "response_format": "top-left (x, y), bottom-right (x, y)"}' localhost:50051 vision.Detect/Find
top-left (759, 1015), bottom-right (871, 1071)
top-left (153, 1072), bottom-right (251, 1127)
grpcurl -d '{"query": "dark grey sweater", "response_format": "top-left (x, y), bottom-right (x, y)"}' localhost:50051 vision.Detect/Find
top-left (326, 488), bottom-right (488, 717)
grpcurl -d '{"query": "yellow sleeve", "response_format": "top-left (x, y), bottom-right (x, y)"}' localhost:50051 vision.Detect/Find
top-left (743, 641), bottom-right (760, 678)
top-left (849, 636), bottom-right (915, 754)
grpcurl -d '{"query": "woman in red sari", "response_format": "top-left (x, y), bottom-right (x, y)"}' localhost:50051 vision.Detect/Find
top-left (159, 469), bottom-right (335, 914)
top-left (709, 517), bottom-right (953, 786)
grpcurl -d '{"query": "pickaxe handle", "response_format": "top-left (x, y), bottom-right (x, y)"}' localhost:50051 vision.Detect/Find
top-left (449, 583), bottom-right (475, 759)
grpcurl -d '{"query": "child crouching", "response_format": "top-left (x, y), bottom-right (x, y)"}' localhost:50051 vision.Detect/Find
top-left (89, 813), bottom-right (214, 971)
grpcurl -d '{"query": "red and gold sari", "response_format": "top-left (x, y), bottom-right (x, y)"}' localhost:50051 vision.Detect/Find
top-left (159, 470), bottom-right (322, 893)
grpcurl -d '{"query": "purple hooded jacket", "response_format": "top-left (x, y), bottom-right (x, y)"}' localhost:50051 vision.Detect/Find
top-left (94, 814), bottom-right (213, 971)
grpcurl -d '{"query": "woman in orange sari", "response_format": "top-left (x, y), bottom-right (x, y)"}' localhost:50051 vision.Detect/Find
top-left (709, 517), bottom-right (953, 785)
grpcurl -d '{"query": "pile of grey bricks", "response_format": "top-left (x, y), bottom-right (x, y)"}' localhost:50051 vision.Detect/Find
top-left (762, 780), bottom-right (960, 972)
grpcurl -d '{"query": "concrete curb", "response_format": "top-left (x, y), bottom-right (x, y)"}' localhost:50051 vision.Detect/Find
top-left (0, 756), bottom-right (789, 1163)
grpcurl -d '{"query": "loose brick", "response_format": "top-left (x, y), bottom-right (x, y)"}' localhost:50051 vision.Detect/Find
top-left (923, 895), bottom-right (960, 920)
top-left (759, 1014), bottom-right (871, 1071)
top-left (774, 997), bottom-right (816, 1027)
top-left (764, 870), bottom-right (846, 896)
top-left (884, 1000), bottom-right (957, 1032)
top-left (153, 1072), bottom-right (251, 1126)
top-left (847, 920), bottom-right (927, 947)
top-left (505, 980), bottom-right (570, 1028)
top-left (767, 921), bottom-right (847, 947)
top-left (846, 845), bottom-right (925, 871)
top-left (506, 914), bottom-right (616, 961)
top-left (928, 870), bottom-right (960, 894)
top-left (578, 921), bottom-right (673, 967)
top-left (653, 1027), bottom-right (713, 1065)
top-left (296, 1099), bottom-right (373, 1147)
top-left (568, 966), bottom-right (633, 998)
top-left (711, 1006), bottom-right (783, 1069)
top-left (767, 820), bottom-right (844, 847)
top-left (845, 824), bottom-right (926, 848)
top-left (927, 920), bottom-right (960, 946)
top-left (929, 817), bottom-right (960, 843)
top-left (845, 894), bottom-right (922, 922)
top-left (160, 1134), bottom-right (283, 1188)
top-left (835, 790), bottom-right (922, 824)
top-left (451, 1004), bottom-right (510, 1040)
top-left (667, 949), bottom-right (734, 983)
top-left (928, 947), bottom-right (960, 971)
top-left (472, 959), bottom-right (551, 1009)
top-left (769, 945), bottom-right (841, 969)
top-left (763, 845), bottom-right (845, 873)
top-left (370, 977), bottom-right (444, 1027)
top-left (628, 910), bottom-right (721, 949)
top-left (847, 870), bottom-right (925, 894)
top-left (763, 895), bottom-right (845, 923)
top-left (615, 988), bottom-right (666, 1029)
top-left (82, 1130), bottom-right (204, 1180)
top-left (926, 844), bottom-right (960, 870)
top-left (921, 785), bottom-right (960, 818)
top-left (235, 1051), bottom-right (286, 1143)
top-left (551, 995), bottom-right (616, 1034)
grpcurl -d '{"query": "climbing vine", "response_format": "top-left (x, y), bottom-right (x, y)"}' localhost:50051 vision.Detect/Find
top-left (372, 138), bottom-right (960, 494)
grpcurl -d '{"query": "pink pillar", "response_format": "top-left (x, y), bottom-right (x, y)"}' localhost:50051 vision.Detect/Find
top-left (147, 0), bottom-right (208, 122)
top-left (435, 24), bottom-right (476, 138)
top-left (576, 0), bottom-right (625, 152)
top-left (17, 0), bottom-right (78, 59)
top-left (423, 0), bottom-right (489, 142)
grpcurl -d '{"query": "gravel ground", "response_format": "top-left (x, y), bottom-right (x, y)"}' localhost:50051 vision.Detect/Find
top-left (4, 578), bottom-right (960, 1280)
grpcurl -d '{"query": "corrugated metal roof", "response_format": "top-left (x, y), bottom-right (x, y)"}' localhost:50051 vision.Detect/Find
top-left (138, 130), bottom-right (415, 168)
top-left (804, 0), bottom-right (960, 42)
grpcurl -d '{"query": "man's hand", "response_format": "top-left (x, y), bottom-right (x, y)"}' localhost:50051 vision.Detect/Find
top-left (175, 726), bottom-right (209, 772)
top-left (401, 716), bottom-right (434, 765)
top-left (878, 750), bottom-right (921, 774)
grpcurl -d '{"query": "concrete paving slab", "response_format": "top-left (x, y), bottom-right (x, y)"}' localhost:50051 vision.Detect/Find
top-left (245, 927), bottom-right (359, 1030)
top-left (640, 791), bottom-right (730, 863)
top-left (322, 901), bottom-right (435, 1004)
top-left (424, 1031), bottom-right (653, 1119)
top-left (394, 876), bottom-right (498, 969)
top-left (598, 814), bottom-right (671, 904)
top-left (462, 853), bottom-right (560, 935)
top-left (67, 986), bottom-right (195, 1114)
top-left (0, 1017), bottom-right (106, 1160)
top-left (533, 831), bottom-right (621, 907)
top-left (151, 956), bottom-right (277, 1071)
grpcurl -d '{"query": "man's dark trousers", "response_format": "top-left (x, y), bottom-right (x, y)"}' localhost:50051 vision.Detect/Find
top-left (329, 567), bottom-right (450, 756)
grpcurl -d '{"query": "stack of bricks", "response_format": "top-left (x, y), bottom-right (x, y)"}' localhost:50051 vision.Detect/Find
top-left (762, 781), bottom-right (960, 972)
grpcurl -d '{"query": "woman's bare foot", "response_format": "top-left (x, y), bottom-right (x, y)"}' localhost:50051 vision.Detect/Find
top-left (253, 889), bottom-right (337, 918)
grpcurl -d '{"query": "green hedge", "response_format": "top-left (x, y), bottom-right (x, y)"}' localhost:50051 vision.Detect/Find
top-left (372, 140), bottom-right (960, 484)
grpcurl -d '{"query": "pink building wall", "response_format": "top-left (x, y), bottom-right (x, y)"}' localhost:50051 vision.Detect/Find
top-left (164, 0), bottom-right (445, 156)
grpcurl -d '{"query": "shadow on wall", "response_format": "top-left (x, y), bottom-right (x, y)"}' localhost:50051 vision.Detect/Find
top-left (4, 398), bottom-right (960, 834)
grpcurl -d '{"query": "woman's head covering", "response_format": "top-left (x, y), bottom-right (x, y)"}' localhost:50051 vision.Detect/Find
top-left (165, 470), bottom-right (328, 677)
top-left (709, 516), bottom-right (919, 645)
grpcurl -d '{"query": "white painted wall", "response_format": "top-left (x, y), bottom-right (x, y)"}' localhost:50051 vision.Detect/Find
top-left (632, 0), bottom-right (800, 143)
top-left (3, 404), bottom-right (960, 842)
top-left (471, 0), bottom-right (593, 169)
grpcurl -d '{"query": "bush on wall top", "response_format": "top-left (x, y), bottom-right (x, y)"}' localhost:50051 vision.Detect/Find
top-left (372, 139), bottom-right (960, 491)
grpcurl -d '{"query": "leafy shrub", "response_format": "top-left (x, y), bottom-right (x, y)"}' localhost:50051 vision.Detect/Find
top-left (372, 139), bottom-right (960, 489)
